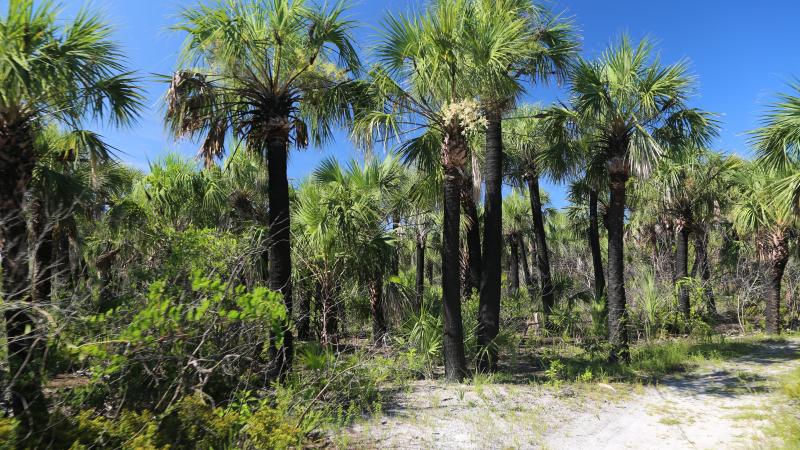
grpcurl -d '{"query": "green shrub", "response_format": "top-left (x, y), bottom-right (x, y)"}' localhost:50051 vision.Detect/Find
top-left (0, 418), bottom-right (17, 450)
top-left (73, 272), bottom-right (287, 410)
top-left (66, 409), bottom-right (162, 449)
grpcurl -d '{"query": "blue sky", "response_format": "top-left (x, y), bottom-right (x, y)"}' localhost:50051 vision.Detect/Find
top-left (9, 0), bottom-right (800, 207)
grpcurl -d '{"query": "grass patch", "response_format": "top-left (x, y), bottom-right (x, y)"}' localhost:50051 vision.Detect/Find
top-left (763, 366), bottom-right (800, 448)
top-left (658, 417), bottom-right (682, 426)
top-left (529, 335), bottom-right (778, 385)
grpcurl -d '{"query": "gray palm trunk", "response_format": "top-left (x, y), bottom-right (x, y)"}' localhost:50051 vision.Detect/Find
top-left (265, 116), bottom-right (294, 377)
top-left (1, 118), bottom-right (49, 437)
top-left (588, 189), bottom-right (605, 303)
top-left (606, 157), bottom-right (630, 362)
top-left (526, 171), bottom-right (555, 325)
top-left (442, 128), bottom-right (468, 381)
top-left (764, 231), bottom-right (789, 335)
top-left (508, 233), bottom-right (520, 293)
top-left (675, 215), bottom-right (692, 319)
top-left (478, 112), bottom-right (503, 372)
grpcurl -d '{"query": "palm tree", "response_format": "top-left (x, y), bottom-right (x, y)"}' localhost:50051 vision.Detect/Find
top-left (647, 150), bottom-right (739, 318)
top-left (732, 164), bottom-right (795, 334)
top-left (165, 0), bottom-right (361, 374)
top-left (403, 170), bottom-right (441, 309)
top-left (470, 0), bottom-right (576, 371)
top-left (307, 157), bottom-right (404, 344)
top-left (568, 36), bottom-right (717, 360)
top-left (354, 0), bottom-right (491, 381)
top-left (566, 176), bottom-right (607, 306)
top-left (503, 191), bottom-right (531, 294)
top-left (505, 105), bottom-right (577, 326)
top-left (0, 0), bottom-right (142, 436)
top-left (30, 128), bottom-right (139, 311)
top-left (750, 82), bottom-right (800, 333)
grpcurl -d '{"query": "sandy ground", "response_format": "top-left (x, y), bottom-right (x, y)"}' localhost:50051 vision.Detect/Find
top-left (339, 338), bottom-right (799, 450)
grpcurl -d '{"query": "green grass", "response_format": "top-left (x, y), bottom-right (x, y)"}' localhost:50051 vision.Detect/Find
top-left (530, 335), bottom-right (780, 384)
top-left (763, 366), bottom-right (800, 449)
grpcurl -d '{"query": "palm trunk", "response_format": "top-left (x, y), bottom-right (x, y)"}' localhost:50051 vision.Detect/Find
top-left (442, 163), bottom-right (467, 381)
top-left (369, 272), bottom-right (387, 345)
top-left (462, 177), bottom-right (482, 295)
top-left (588, 189), bottom-right (605, 303)
top-left (266, 117), bottom-right (293, 376)
top-left (693, 230), bottom-right (715, 315)
top-left (606, 160), bottom-right (630, 362)
top-left (391, 220), bottom-right (400, 275)
top-left (675, 216), bottom-right (691, 319)
top-left (415, 236), bottom-right (426, 311)
top-left (508, 234), bottom-right (520, 293)
top-left (765, 232), bottom-right (789, 335)
top-left (519, 234), bottom-right (534, 294)
top-left (526, 172), bottom-right (554, 324)
top-left (478, 111), bottom-right (503, 372)
top-left (0, 118), bottom-right (48, 438)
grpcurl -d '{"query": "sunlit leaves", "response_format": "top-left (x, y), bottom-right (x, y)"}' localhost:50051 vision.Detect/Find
top-left (569, 35), bottom-right (718, 178)
top-left (167, 0), bottom-right (361, 166)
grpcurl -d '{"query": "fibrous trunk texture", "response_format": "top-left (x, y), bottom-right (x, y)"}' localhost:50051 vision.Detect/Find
top-left (266, 115), bottom-right (294, 377)
top-left (508, 234), bottom-right (520, 293)
top-left (478, 112), bottom-right (502, 372)
top-left (519, 234), bottom-right (534, 297)
top-left (764, 231), bottom-right (789, 335)
top-left (693, 230), bottom-right (715, 315)
top-left (588, 189), bottom-right (605, 303)
top-left (606, 157), bottom-right (630, 362)
top-left (527, 172), bottom-right (554, 325)
top-left (1, 117), bottom-right (49, 438)
top-left (441, 125), bottom-right (468, 381)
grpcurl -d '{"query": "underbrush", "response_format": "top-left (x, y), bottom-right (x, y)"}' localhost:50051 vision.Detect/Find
top-left (532, 334), bottom-right (776, 384)
top-left (1, 344), bottom-right (401, 449)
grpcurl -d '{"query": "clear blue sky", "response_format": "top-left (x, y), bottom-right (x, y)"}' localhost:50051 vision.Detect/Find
top-left (8, 0), bottom-right (800, 208)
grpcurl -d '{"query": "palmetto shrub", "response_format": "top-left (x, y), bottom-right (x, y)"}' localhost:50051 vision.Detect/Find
top-left (394, 287), bottom-right (444, 378)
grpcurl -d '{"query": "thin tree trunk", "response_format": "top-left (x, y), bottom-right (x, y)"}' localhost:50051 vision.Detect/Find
top-left (320, 280), bottom-right (338, 346)
top-left (765, 232), bottom-right (789, 335)
top-left (391, 220), bottom-right (400, 275)
top-left (606, 162), bottom-right (630, 362)
top-left (442, 164), bottom-right (467, 381)
top-left (370, 272), bottom-right (387, 345)
top-left (478, 111), bottom-right (503, 372)
top-left (427, 258), bottom-right (433, 285)
top-left (508, 234), bottom-right (520, 293)
top-left (526, 173), bottom-right (554, 324)
top-left (266, 116), bottom-right (293, 376)
top-left (694, 230), bottom-right (715, 315)
top-left (297, 278), bottom-right (312, 341)
top-left (675, 216), bottom-right (691, 319)
top-left (462, 176), bottom-right (482, 295)
top-left (588, 189), bottom-right (605, 303)
top-left (519, 234), bottom-right (534, 295)
top-left (415, 236), bottom-right (426, 311)
top-left (0, 118), bottom-right (48, 439)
